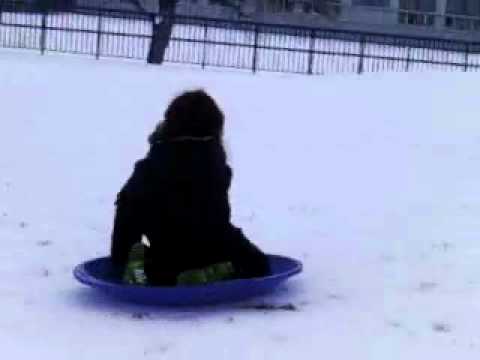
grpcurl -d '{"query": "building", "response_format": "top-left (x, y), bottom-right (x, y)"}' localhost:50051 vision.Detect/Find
top-left (3, 0), bottom-right (480, 40)
top-left (239, 0), bottom-right (480, 40)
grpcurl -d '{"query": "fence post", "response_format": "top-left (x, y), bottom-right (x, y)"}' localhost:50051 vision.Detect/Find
top-left (201, 22), bottom-right (207, 69)
top-left (96, 13), bottom-right (102, 60)
top-left (307, 29), bottom-right (314, 75)
top-left (406, 46), bottom-right (411, 72)
top-left (252, 24), bottom-right (258, 73)
top-left (40, 9), bottom-right (47, 55)
top-left (357, 35), bottom-right (365, 74)
top-left (464, 42), bottom-right (470, 72)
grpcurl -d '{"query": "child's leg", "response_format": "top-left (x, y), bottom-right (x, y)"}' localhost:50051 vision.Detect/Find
top-left (176, 262), bottom-right (235, 286)
top-left (123, 243), bottom-right (148, 285)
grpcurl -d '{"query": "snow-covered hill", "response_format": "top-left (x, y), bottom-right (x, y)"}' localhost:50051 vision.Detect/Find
top-left (1, 50), bottom-right (479, 359)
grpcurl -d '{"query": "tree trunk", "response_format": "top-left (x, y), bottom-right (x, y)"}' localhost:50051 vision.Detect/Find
top-left (147, 0), bottom-right (175, 65)
top-left (37, 0), bottom-right (75, 11)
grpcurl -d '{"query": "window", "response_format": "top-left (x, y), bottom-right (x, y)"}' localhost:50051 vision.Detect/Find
top-left (445, 0), bottom-right (480, 31)
top-left (399, 0), bottom-right (435, 12)
top-left (311, 0), bottom-right (342, 17)
top-left (447, 0), bottom-right (480, 16)
top-left (352, 0), bottom-right (389, 6)
top-left (398, 0), bottom-right (436, 26)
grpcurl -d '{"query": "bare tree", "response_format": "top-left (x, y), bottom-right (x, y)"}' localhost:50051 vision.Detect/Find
top-left (147, 0), bottom-right (176, 64)
top-left (147, 0), bottom-right (245, 64)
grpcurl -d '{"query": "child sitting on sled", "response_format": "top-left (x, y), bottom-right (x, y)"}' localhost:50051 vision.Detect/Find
top-left (110, 90), bottom-right (270, 286)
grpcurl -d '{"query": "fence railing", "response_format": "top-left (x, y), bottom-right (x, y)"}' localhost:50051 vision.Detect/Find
top-left (1, 6), bottom-right (480, 75)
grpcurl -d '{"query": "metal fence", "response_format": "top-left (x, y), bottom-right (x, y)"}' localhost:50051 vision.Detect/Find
top-left (1, 6), bottom-right (480, 75)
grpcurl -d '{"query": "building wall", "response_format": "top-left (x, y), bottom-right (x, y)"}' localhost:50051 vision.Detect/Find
top-left (247, 0), bottom-right (480, 39)
top-left (3, 0), bottom-right (480, 40)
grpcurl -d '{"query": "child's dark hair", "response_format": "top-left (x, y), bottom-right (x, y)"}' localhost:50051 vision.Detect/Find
top-left (149, 90), bottom-right (225, 145)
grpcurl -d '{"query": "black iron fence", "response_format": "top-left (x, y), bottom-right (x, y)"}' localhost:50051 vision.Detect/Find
top-left (1, 4), bottom-right (480, 75)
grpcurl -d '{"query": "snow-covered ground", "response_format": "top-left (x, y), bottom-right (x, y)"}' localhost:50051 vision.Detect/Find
top-left (1, 50), bottom-right (480, 359)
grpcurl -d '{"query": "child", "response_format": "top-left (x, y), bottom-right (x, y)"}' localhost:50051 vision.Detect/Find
top-left (110, 90), bottom-right (270, 286)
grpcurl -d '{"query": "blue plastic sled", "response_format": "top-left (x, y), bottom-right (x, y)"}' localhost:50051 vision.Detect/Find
top-left (74, 255), bottom-right (302, 306)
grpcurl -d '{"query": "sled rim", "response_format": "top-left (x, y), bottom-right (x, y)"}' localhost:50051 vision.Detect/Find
top-left (74, 254), bottom-right (303, 290)
top-left (73, 255), bottom-right (303, 291)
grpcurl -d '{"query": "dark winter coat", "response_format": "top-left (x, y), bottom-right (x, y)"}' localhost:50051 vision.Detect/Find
top-left (110, 138), bottom-right (270, 286)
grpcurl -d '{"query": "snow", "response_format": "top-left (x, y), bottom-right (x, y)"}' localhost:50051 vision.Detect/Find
top-left (1, 49), bottom-right (480, 359)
